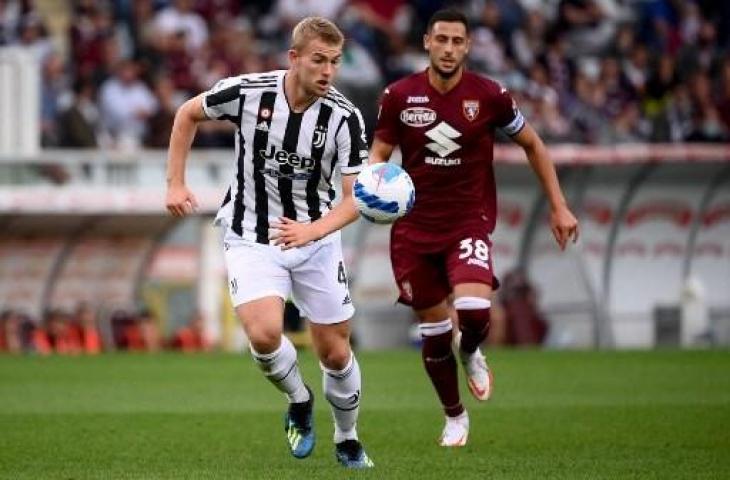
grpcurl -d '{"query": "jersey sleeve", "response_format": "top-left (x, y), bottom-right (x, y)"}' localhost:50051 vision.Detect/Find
top-left (373, 86), bottom-right (400, 145)
top-left (492, 85), bottom-right (525, 137)
top-left (336, 108), bottom-right (368, 175)
top-left (202, 76), bottom-right (241, 123)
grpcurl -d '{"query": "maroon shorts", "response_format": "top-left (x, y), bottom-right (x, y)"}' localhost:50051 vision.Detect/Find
top-left (390, 223), bottom-right (498, 310)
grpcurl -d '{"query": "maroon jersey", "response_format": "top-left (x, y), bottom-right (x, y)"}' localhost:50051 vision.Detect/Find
top-left (375, 69), bottom-right (524, 242)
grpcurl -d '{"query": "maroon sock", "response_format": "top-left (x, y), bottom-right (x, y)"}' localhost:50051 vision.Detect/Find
top-left (421, 329), bottom-right (463, 417)
top-left (457, 308), bottom-right (490, 354)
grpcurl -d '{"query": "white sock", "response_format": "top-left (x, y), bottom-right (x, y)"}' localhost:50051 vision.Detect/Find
top-left (322, 353), bottom-right (361, 444)
top-left (250, 335), bottom-right (309, 403)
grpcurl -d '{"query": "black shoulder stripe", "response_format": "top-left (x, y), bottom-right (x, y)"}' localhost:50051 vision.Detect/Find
top-left (346, 113), bottom-right (364, 167)
top-left (242, 74), bottom-right (279, 82)
top-left (207, 84), bottom-right (241, 107)
top-left (325, 97), bottom-right (354, 113)
top-left (327, 90), bottom-right (355, 109)
top-left (240, 83), bottom-right (277, 90)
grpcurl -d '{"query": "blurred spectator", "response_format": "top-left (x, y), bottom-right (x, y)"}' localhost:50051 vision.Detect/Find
top-left (169, 312), bottom-right (210, 352)
top-left (0, 0), bottom-right (23, 45)
top-left (644, 54), bottom-right (678, 141)
top-left (110, 308), bottom-right (160, 352)
top-left (511, 7), bottom-right (547, 71)
top-left (556, 0), bottom-right (619, 57)
top-left (138, 308), bottom-right (161, 352)
top-left (275, 0), bottom-right (347, 30)
top-left (0, 0), bottom-right (726, 148)
top-left (144, 76), bottom-right (179, 148)
top-left (74, 303), bottom-right (102, 354)
top-left (69, 3), bottom-right (116, 82)
top-left (622, 42), bottom-right (650, 96)
top-left (335, 39), bottom-right (384, 138)
top-left (98, 59), bottom-right (158, 150)
top-left (58, 78), bottom-right (99, 148)
top-left (345, 0), bottom-right (414, 81)
top-left (16, 11), bottom-right (52, 62)
top-left (40, 52), bottom-right (70, 147)
top-left (0, 309), bottom-right (23, 353)
top-left (718, 59), bottom-right (730, 134)
top-left (125, 0), bottom-right (162, 67)
top-left (34, 309), bottom-right (82, 355)
top-left (685, 71), bottom-right (726, 142)
top-left (111, 309), bottom-right (136, 350)
top-left (1, 310), bottom-right (39, 354)
top-left (495, 269), bottom-right (549, 346)
top-left (161, 30), bottom-right (197, 93)
top-left (153, 0), bottom-right (208, 53)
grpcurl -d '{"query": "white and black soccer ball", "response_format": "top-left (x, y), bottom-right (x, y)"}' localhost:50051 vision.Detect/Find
top-left (354, 163), bottom-right (415, 224)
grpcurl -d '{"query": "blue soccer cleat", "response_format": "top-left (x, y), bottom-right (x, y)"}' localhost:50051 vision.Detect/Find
top-left (335, 440), bottom-right (374, 469)
top-left (284, 385), bottom-right (315, 459)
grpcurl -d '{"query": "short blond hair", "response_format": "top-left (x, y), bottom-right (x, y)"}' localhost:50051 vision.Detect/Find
top-left (291, 16), bottom-right (344, 52)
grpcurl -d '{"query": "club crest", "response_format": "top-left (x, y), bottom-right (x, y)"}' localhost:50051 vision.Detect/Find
top-left (313, 125), bottom-right (327, 149)
top-left (462, 100), bottom-right (480, 121)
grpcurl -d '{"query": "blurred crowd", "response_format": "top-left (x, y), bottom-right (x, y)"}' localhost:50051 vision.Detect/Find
top-left (0, 303), bottom-right (211, 354)
top-left (2, 0), bottom-right (730, 147)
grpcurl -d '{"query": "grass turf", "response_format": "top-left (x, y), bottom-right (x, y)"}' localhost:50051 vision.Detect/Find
top-left (0, 349), bottom-right (729, 479)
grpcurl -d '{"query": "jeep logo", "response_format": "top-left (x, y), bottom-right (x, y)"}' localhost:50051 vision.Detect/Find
top-left (400, 107), bottom-right (437, 127)
top-left (260, 145), bottom-right (315, 170)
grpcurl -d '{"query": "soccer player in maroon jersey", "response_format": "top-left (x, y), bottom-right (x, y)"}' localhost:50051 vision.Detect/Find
top-left (369, 9), bottom-right (579, 446)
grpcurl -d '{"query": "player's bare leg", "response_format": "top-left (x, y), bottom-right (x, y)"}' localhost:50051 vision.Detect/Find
top-left (416, 301), bottom-right (468, 446)
top-left (309, 320), bottom-right (373, 468)
top-left (453, 283), bottom-right (493, 401)
top-left (237, 298), bottom-right (314, 458)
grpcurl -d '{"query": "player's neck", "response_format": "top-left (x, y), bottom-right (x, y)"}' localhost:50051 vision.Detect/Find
top-left (427, 66), bottom-right (463, 94)
top-left (284, 72), bottom-right (317, 113)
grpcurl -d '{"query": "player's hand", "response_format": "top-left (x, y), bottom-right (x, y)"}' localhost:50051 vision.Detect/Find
top-left (270, 217), bottom-right (321, 250)
top-left (550, 204), bottom-right (579, 250)
top-left (166, 184), bottom-right (199, 217)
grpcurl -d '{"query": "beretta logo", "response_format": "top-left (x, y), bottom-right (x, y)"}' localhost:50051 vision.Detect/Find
top-left (400, 107), bottom-right (437, 127)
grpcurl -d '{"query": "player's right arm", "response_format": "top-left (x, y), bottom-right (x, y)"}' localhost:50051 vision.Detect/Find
top-left (369, 85), bottom-right (398, 164)
top-left (368, 138), bottom-right (395, 164)
top-left (166, 94), bottom-right (207, 217)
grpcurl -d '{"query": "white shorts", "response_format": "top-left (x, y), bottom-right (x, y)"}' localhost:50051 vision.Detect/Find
top-left (222, 229), bottom-right (355, 324)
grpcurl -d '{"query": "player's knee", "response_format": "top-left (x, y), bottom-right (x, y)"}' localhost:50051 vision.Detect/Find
top-left (420, 319), bottom-right (454, 358)
top-left (246, 327), bottom-right (281, 354)
top-left (318, 345), bottom-right (351, 371)
top-left (415, 303), bottom-right (450, 323)
top-left (454, 297), bottom-right (491, 332)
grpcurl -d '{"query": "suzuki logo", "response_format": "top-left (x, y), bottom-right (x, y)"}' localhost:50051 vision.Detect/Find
top-left (425, 121), bottom-right (461, 157)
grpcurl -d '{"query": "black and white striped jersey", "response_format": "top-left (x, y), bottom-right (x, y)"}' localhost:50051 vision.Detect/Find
top-left (202, 70), bottom-right (367, 244)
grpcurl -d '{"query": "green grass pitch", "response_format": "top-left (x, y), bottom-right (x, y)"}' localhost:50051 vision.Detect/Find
top-left (1, 349), bottom-right (729, 479)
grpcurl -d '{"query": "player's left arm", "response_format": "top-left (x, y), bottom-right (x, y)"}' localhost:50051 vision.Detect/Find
top-left (272, 174), bottom-right (359, 250)
top-left (512, 123), bottom-right (579, 250)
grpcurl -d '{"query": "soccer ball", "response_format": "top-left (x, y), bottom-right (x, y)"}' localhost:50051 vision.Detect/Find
top-left (354, 163), bottom-right (415, 224)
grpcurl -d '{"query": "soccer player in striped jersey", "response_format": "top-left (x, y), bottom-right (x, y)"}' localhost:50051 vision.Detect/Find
top-left (370, 9), bottom-right (579, 447)
top-left (165, 17), bottom-right (373, 469)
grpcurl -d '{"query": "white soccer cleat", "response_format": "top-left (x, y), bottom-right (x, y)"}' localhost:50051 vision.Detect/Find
top-left (460, 347), bottom-right (493, 401)
top-left (439, 411), bottom-right (469, 447)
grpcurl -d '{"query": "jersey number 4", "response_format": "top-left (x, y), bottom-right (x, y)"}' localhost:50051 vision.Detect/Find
top-left (337, 261), bottom-right (347, 284)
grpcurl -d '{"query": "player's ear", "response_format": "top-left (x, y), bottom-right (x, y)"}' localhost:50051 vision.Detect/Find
top-left (423, 33), bottom-right (430, 52)
top-left (288, 48), bottom-right (298, 68)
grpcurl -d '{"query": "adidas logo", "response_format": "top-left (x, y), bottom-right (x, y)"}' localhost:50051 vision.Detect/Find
top-left (342, 294), bottom-right (351, 305)
top-left (256, 121), bottom-right (269, 132)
